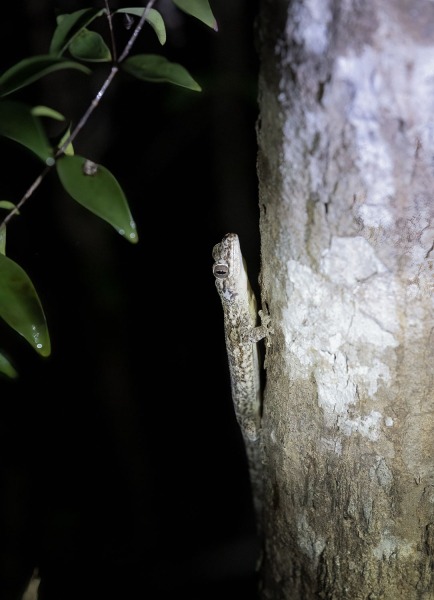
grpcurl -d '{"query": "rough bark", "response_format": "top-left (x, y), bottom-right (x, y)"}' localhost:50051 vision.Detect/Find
top-left (256, 1), bottom-right (434, 598)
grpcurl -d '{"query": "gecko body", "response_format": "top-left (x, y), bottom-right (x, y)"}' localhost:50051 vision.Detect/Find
top-left (212, 233), bottom-right (271, 530)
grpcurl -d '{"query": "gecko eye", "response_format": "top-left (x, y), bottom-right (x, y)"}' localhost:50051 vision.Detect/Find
top-left (213, 262), bottom-right (229, 279)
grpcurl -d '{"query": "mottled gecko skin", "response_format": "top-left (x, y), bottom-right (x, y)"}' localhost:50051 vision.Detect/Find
top-left (212, 232), bottom-right (271, 531)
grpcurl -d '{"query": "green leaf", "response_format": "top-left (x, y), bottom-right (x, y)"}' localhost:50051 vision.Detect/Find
top-left (69, 29), bottom-right (112, 62)
top-left (0, 100), bottom-right (54, 164)
top-left (57, 127), bottom-right (74, 156)
top-left (116, 8), bottom-right (166, 45)
top-left (50, 8), bottom-right (105, 56)
top-left (0, 352), bottom-right (18, 379)
top-left (0, 55), bottom-right (90, 97)
top-left (0, 253), bottom-right (51, 356)
top-left (0, 201), bottom-right (16, 211)
top-left (31, 105), bottom-right (65, 121)
top-left (122, 54), bottom-right (201, 91)
top-left (56, 155), bottom-right (138, 243)
top-left (172, 0), bottom-right (218, 31)
top-left (0, 226), bottom-right (5, 255)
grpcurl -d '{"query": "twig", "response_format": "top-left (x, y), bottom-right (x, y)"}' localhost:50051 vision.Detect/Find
top-left (118, 0), bottom-right (155, 63)
top-left (104, 0), bottom-right (118, 63)
top-left (1, 167), bottom-right (52, 229)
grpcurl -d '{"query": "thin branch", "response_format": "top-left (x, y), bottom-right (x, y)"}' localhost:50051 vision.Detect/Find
top-left (1, 166), bottom-right (52, 229)
top-left (0, 0), bottom-right (156, 231)
top-left (118, 0), bottom-right (156, 63)
top-left (104, 0), bottom-right (118, 63)
top-left (55, 65), bottom-right (118, 156)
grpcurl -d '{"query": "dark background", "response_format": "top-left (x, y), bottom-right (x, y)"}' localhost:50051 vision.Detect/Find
top-left (0, 1), bottom-right (263, 598)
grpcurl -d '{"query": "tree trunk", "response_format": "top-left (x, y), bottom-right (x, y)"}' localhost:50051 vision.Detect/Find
top-left (256, 1), bottom-right (434, 598)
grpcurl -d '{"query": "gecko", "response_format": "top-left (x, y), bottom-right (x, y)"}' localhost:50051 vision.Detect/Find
top-left (212, 232), bottom-right (272, 532)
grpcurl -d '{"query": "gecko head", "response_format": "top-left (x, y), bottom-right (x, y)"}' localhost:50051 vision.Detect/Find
top-left (212, 233), bottom-right (249, 300)
top-left (212, 233), bottom-right (241, 279)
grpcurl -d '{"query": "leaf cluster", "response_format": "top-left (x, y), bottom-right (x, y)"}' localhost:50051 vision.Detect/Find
top-left (0, 0), bottom-right (217, 377)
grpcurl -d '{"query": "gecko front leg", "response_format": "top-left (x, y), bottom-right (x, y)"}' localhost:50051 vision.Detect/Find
top-left (212, 232), bottom-right (272, 531)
